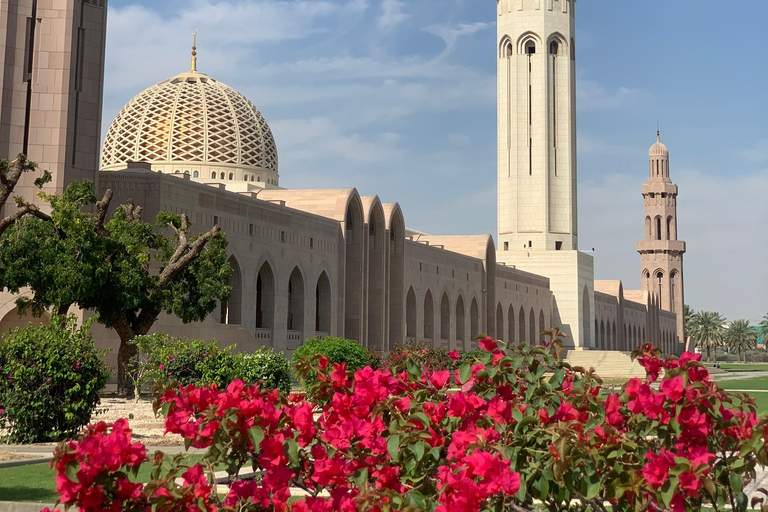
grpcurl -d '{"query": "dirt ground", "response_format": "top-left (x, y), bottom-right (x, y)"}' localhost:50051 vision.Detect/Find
top-left (92, 397), bottom-right (184, 447)
top-left (0, 451), bottom-right (33, 461)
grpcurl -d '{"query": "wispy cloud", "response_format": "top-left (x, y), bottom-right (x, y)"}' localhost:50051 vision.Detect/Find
top-left (577, 79), bottom-right (642, 111)
top-left (423, 22), bottom-right (491, 54)
top-left (741, 139), bottom-right (768, 163)
top-left (377, 0), bottom-right (409, 31)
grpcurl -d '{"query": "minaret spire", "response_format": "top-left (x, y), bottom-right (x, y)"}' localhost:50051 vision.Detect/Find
top-left (191, 30), bottom-right (198, 72)
top-left (657, 120), bottom-right (660, 142)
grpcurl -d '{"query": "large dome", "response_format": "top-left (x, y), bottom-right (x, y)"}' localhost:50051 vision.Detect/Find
top-left (101, 69), bottom-right (278, 185)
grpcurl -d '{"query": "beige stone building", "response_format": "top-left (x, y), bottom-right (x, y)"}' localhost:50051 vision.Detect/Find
top-left (0, 0), bottom-right (686, 372)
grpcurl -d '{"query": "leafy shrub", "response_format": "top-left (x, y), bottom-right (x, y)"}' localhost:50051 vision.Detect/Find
top-left (0, 316), bottom-right (110, 443)
top-left (238, 348), bottom-right (292, 394)
top-left (384, 341), bottom-right (486, 374)
top-left (292, 336), bottom-right (374, 386)
top-left (132, 334), bottom-right (290, 394)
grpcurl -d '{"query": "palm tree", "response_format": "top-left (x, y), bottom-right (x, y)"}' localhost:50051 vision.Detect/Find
top-left (725, 319), bottom-right (757, 363)
top-left (691, 311), bottom-right (726, 363)
top-left (683, 304), bottom-right (695, 352)
top-left (759, 314), bottom-right (768, 349)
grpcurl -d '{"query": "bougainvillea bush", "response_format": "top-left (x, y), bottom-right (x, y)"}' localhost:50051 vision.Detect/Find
top-left (45, 332), bottom-right (768, 512)
top-left (0, 316), bottom-right (110, 443)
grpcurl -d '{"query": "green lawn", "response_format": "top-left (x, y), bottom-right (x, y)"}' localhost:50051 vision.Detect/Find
top-left (0, 454), bottom-right (204, 503)
top-left (716, 376), bottom-right (768, 391)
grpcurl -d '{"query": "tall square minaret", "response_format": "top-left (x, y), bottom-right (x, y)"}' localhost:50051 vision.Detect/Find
top-left (0, 0), bottom-right (107, 205)
top-left (496, 0), bottom-right (594, 349)
top-left (497, 0), bottom-right (577, 252)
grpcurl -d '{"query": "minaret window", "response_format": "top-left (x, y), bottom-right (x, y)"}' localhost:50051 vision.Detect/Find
top-left (655, 216), bottom-right (662, 240)
top-left (526, 42), bottom-right (536, 54)
top-left (549, 41), bottom-right (558, 55)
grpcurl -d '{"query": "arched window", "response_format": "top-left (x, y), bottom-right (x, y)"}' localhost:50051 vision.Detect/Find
top-left (645, 216), bottom-right (652, 240)
top-left (212, 172), bottom-right (217, 179)
top-left (655, 216), bottom-right (662, 240)
top-left (193, 171), bottom-right (199, 178)
top-left (228, 173), bottom-right (234, 180)
top-left (549, 41), bottom-right (559, 55)
top-left (184, 170), bottom-right (190, 175)
top-left (250, 175), bottom-right (255, 182)
top-left (539, 310), bottom-right (545, 340)
top-left (529, 309), bottom-right (536, 343)
top-left (667, 216), bottom-right (675, 240)
top-left (501, 38), bottom-right (513, 58)
top-left (519, 306), bottom-right (525, 343)
top-left (571, 37), bottom-right (575, 60)
top-left (470, 298), bottom-right (479, 340)
top-left (525, 41), bottom-right (536, 54)
top-left (174, 170), bottom-right (180, 174)
top-left (243, 175), bottom-right (248, 181)
top-left (257, 176), bottom-right (261, 182)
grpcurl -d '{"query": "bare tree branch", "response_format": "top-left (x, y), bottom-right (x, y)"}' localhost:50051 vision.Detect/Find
top-left (0, 201), bottom-right (52, 237)
top-left (158, 224), bottom-right (221, 289)
top-left (94, 189), bottom-right (114, 236)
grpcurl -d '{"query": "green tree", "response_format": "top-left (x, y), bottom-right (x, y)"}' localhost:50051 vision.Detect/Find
top-left (0, 182), bottom-right (232, 394)
top-left (725, 319), bottom-right (757, 363)
top-left (690, 311), bottom-right (726, 363)
top-left (683, 304), bottom-right (695, 351)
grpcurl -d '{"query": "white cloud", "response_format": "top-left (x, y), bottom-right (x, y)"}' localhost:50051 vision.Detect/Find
top-left (377, 0), bottom-right (409, 31)
top-left (576, 79), bottom-right (641, 111)
top-left (423, 22), bottom-right (491, 54)
top-left (578, 133), bottom-right (641, 156)
top-left (741, 139), bottom-right (768, 163)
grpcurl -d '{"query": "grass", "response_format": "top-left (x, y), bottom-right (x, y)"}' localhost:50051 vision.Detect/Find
top-left (716, 376), bottom-right (768, 391)
top-left (0, 454), bottom-right (204, 503)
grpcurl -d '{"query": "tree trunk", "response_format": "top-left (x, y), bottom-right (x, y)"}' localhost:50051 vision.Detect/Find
top-left (116, 331), bottom-right (137, 396)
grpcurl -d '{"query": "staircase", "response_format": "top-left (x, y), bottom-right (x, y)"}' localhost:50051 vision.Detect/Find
top-left (564, 350), bottom-right (648, 379)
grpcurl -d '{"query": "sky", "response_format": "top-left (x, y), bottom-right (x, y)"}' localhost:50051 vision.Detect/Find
top-left (102, 0), bottom-right (768, 324)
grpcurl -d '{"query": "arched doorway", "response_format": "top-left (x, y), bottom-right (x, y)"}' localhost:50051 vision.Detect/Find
top-left (456, 295), bottom-right (465, 349)
top-left (424, 290), bottom-right (434, 345)
top-left (582, 286), bottom-right (591, 347)
top-left (508, 305), bottom-right (515, 345)
top-left (405, 287), bottom-right (417, 339)
top-left (315, 272), bottom-right (331, 334)
top-left (539, 310), bottom-right (545, 340)
top-left (440, 293), bottom-right (450, 344)
top-left (496, 304), bottom-right (504, 341)
top-left (255, 262), bottom-right (275, 330)
top-left (529, 308), bottom-right (536, 343)
top-left (287, 267), bottom-right (305, 332)
top-left (470, 298), bottom-right (479, 342)
top-left (518, 306), bottom-right (525, 343)
top-left (220, 256), bottom-right (242, 324)
top-left (344, 201), bottom-right (364, 341)
top-left (0, 308), bottom-right (49, 336)
top-left (366, 204), bottom-right (386, 351)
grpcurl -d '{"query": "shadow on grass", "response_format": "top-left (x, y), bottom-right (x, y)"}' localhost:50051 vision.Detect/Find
top-left (0, 485), bottom-right (59, 503)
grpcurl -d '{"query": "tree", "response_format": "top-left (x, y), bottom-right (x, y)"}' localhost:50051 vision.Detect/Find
top-left (725, 319), bottom-right (757, 363)
top-left (0, 182), bottom-right (232, 394)
top-left (683, 304), bottom-right (695, 352)
top-left (759, 314), bottom-right (768, 349)
top-left (0, 154), bottom-right (51, 235)
top-left (690, 311), bottom-right (726, 363)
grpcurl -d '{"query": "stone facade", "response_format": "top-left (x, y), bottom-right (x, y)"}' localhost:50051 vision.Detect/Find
top-left (0, 0), bottom-right (688, 373)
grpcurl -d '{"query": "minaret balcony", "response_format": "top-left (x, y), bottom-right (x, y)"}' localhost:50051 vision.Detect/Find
top-left (642, 183), bottom-right (678, 195)
top-left (636, 240), bottom-right (686, 254)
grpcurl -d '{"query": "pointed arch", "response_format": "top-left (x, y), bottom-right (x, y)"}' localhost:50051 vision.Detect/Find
top-left (385, 203), bottom-right (406, 349)
top-left (583, 286), bottom-right (591, 347)
top-left (517, 31), bottom-right (542, 55)
top-left (315, 271), bottom-right (331, 333)
top-left (344, 193), bottom-right (365, 341)
top-left (539, 310), bottom-right (545, 340)
top-left (499, 35), bottom-right (514, 58)
top-left (655, 216), bottom-right (662, 240)
top-left (406, 287), bottom-right (417, 339)
top-left (519, 306), bottom-right (526, 343)
top-left (496, 303), bottom-right (504, 341)
top-left (363, 196), bottom-right (386, 351)
top-left (470, 298), bottom-right (479, 340)
top-left (529, 308), bottom-right (537, 343)
top-left (220, 255), bottom-right (242, 324)
top-left (645, 216), bottom-right (652, 239)
top-left (440, 293), bottom-right (451, 342)
top-left (456, 295), bottom-right (466, 346)
top-left (255, 261), bottom-right (276, 329)
top-left (508, 304), bottom-right (516, 345)
top-left (424, 290), bottom-right (435, 343)
top-left (287, 267), bottom-right (305, 332)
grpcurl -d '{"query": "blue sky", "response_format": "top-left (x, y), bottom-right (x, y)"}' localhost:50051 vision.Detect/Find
top-left (103, 0), bottom-right (768, 323)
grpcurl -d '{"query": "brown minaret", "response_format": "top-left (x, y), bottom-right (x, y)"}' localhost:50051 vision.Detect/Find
top-left (637, 131), bottom-right (686, 348)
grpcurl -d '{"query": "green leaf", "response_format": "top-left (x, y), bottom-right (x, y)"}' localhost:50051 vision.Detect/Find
top-left (410, 441), bottom-right (425, 462)
top-left (284, 438), bottom-right (300, 466)
top-left (387, 434), bottom-right (401, 461)
top-left (65, 462), bottom-right (80, 483)
top-left (459, 362), bottom-right (471, 384)
top-left (248, 426), bottom-right (264, 450)
top-left (729, 470), bottom-right (742, 493)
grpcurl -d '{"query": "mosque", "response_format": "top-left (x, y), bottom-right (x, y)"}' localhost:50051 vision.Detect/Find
top-left (0, 0), bottom-right (685, 372)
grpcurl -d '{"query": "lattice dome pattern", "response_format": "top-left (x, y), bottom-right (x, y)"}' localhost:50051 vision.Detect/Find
top-left (101, 71), bottom-right (278, 177)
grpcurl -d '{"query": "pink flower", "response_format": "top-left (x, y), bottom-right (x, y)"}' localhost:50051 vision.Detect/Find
top-left (448, 350), bottom-right (460, 361)
top-left (73, 361), bottom-right (80, 369)
top-left (478, 336), bottom-right (498, 352)
top-left (158, 364), bottom-right (164, 370)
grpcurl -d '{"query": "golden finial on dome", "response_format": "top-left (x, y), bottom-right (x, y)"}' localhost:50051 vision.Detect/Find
top-left (191, 29), bottom-right (198, 72)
